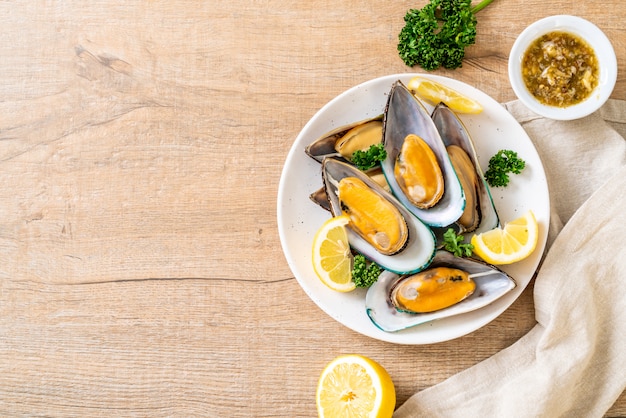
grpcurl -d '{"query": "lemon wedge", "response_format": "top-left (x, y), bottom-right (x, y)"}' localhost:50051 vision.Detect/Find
top-left (407, 76), bottom-right (483, 114)
top-left (312, 215), bottom-right (355, 292)
top-left (316, 354), bottom-right (396, 418)
top-left (471, 210), bottom-right (539, 265)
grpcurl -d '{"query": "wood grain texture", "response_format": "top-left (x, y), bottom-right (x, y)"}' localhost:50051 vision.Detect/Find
top-left (0, 1), bottom-right (623, 416)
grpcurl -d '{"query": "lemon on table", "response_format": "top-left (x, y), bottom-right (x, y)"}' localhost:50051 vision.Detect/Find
top-left (407, 76), bottom-right (483, 114)
top-left (316, 354), bottom-right (396, 418)
top-left (312, 215), bottom-right (355, 292)
top-left (471, 210), bottom-right (539, 265)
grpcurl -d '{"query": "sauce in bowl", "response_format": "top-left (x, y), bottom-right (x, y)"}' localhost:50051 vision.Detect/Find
top-left (521, 31), bottom-right (599, 107)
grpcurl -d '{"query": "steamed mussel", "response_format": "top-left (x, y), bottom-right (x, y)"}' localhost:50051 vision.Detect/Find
top-left (309, 166), bottom-right (389, 212)
top-left (393, 134), bottom-right (444, 209)
top-left (335, 120), bottom-right (383, 161)
top-left (305, 115), bottom-right (383, 163)
top-left (390, 266), bottom-right (476, 313)
top-left (336, 175), bottom-right (408, 256)
top-left (322, 157), bottom-right (435, 274)
top-left (366, 250), bottom-right (516, 332)
top-left (432, 103), bottom-right (500, 234)
top-left (381, 81), bottom-right (466, 228)
top-left (447, 144), bottom-right (481, 231)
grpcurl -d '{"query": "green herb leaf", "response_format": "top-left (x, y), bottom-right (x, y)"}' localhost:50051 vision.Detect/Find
top-left (397, 0), bottom-right (494, 70)
top-left (442, 228), bottom-right (474, 257)
top-left (484, 149), bottom-right (526, 187)
top-left (351, 143), bottom-right (387, 171)
top-left (352, 254), bottom-right (383, 288)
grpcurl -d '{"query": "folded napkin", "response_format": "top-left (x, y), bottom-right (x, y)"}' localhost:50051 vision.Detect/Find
top-left (395, 100), bottom-right (626, 418)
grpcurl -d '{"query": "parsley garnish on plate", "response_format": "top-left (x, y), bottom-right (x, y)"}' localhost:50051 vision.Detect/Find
top-left (485, 149), bottom-right (526, 187)
top-left (442, 228), bottom-right (474, 257)
top-left (351, 143), bottom-right (387, 171)
top-left (352, 254), bottom-right (383, 288)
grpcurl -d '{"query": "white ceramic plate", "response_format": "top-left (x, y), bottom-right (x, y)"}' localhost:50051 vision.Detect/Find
top-left (277, 74), bottom-right (550, 344)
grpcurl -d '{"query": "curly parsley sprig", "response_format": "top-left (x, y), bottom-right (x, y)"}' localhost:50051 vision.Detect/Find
top-left (484, 149), bottom-right (526, 187)
top-left (351, 143), bottom-right (387, 171)
top-left (398, 0), bottom-right (495, 70)
top-left (442, 228), bottom-right (474, 257)
top-left (352, 254), bottom-right (383, 288)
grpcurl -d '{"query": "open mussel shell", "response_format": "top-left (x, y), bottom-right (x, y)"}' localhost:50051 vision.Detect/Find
top-left (381, 81), bottom-right (465, 227)
top-left (390, 265), bottom-right (476, 313)
top-left (365, 250), bottom-right (516, 332)
top-left (309, 166), bottom-right (389, 212)
top-left (322, 157), bottom-right (436, 274)
top-left (305, 114), bottom-right (383, 163)
top-left (432, 103), bottom-right (500, 234)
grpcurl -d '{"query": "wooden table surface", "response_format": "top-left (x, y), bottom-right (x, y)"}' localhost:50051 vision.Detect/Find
top-left (1, 1), bottom-right (623, 416)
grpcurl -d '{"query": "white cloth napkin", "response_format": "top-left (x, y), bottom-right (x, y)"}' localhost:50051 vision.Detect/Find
top-left (395, 100), bottom-right (626, 418)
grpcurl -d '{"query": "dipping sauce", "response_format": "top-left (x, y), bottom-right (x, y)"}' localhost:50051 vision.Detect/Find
top-left (521, 31), bottom-right (599, 107)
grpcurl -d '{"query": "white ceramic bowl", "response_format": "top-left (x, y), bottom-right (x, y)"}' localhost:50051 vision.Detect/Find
top-left (508, 15), bottom-right (617, 120)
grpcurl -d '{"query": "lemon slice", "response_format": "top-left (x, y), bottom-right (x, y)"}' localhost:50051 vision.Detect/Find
top-left (407, 76), bottom-right (483, 114)
top-left (316, 354), bottom-right (396, 418)
top-left (471, 210), bottom-right (539, 265)
top-left (312, 215), bottom-right (355, 292)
